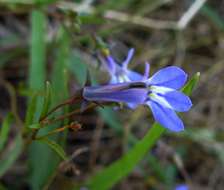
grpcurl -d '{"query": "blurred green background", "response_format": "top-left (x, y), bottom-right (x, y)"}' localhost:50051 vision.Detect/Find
top-left (0, 0), bottom-right (224, 190)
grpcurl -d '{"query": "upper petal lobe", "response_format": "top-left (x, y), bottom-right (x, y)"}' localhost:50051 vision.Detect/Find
top-left (147, 66), bottom-right (187, 89)
top-left (126, 70), bottom-right (144, 81)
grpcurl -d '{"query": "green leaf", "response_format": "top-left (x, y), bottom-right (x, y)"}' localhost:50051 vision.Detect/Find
top-left (0, 135), bottom-right (23, 177)
top-left (29, 27), bottom-right (71, 190)
top-left (83, 124), bottom-right (165, 190)
top-left (51, 27), bottom-right (70, 100)
top-left (0, 113), bottom-right (14, 152)
top-left (29, 10), bottom-right (46, 91)
top-left (28, 123), bottom-right (41, 129)
top-left (182, 72), bottom-right (200, 95)
top-left (40, 81), bottom-right (52, 119)
top-left (38, 138), bottom-right (68, 161)
top-left (28, 9), bottom-right (48, 190)
top-left (35, 26), bottom-right (71, 190)
top-left (25, 93), bottom-right (38, 128)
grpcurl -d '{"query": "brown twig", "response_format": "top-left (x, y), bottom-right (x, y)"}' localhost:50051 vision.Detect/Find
top-left (35, 123), bottom-right (81, 140)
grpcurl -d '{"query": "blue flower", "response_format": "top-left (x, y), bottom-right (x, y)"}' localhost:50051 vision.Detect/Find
top-left (83, 66), bottom-right (192, 132)
top-left (83, 82), bottom-right (148, 106)
top-left (105, 48), bottom-right (149, 83)
top-left (145, 66), bottom-right (192, 132)
top-left (175, 184), bottom-right (188, 190)
top-left (91, 46), bottom-right (193, 132)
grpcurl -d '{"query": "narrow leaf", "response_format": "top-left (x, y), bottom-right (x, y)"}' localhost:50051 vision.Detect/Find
top-left (38, 138), bottom-right (68, 161)
top-left (37, 27), bottom-right (71, 189)
top-left (182, 72), bottom-right (200, 95)
top-left (0, 135), bottom-right (23, 177)
top-left (40, 81), bottom-right (52, 119)
top-left (29, 10), bottom-right (46, 91)
top-left (28, 9), bottom-right (47, 190)
top-left (0, 113), bottom-right (13, 152)
top-left (28, 123), bottom-right (41, 129)
top-left (25, 93), bottom-right (38, 127)
top-left (51, 27), bottom-right (70, 102)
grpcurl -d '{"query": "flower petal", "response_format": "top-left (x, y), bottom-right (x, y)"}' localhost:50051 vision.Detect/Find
top-left (106, 56), bottom-right (116, 75)
top-left (142, 62), bottom-right (150, 80)
top-left (83, 84), bottom-right (147, 105)
top-left (147, 100), bottom-right (184, 132)
top-left (147, 66), bottom-right (187, 89)
top-left (149, 93), bottom-right (173, 109)
top-left (122, 48), bottom-right (135, 69)
top-left (161, 90), bottom-right (192, 112)
top-left (126, 62), bottom-right (150, 82)
top-left (126, 70), bottom-right (144, 81)
top-left (175, 184), bottom-right (188, 190)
